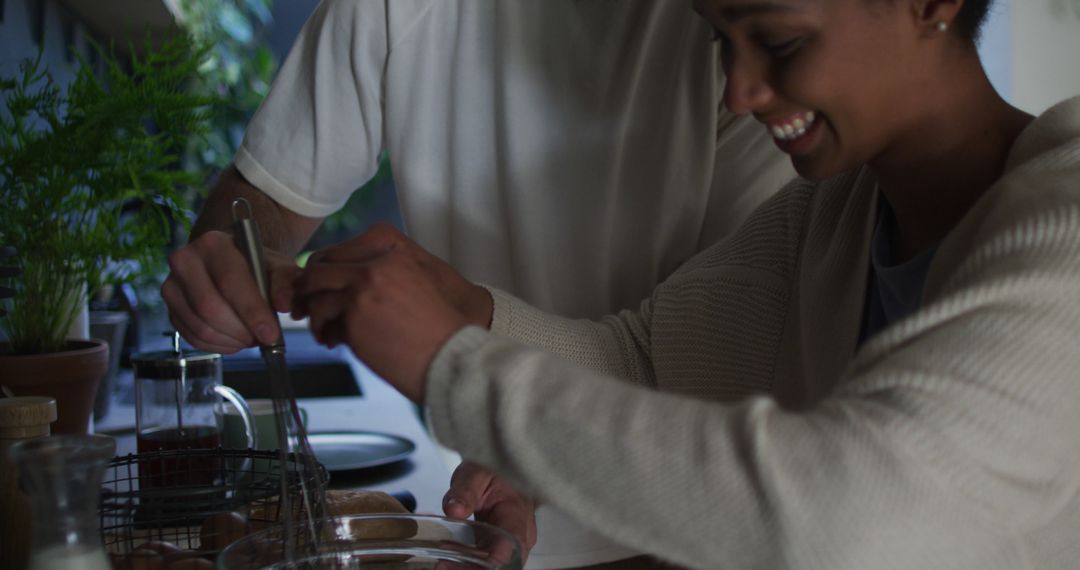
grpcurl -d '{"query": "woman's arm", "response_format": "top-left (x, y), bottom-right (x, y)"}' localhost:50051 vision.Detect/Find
top-left (426, 184), bottom-right (1080, 569)
top-left (483, 286), bottom-right (658, 387)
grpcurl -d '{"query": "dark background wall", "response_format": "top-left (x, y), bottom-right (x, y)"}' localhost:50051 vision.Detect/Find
top-left (0, 0), bottom-right (318, 74)
top-left (0, 0), bottom-right (85, 85)
top-left (266, 0), bottom-right (319, 61)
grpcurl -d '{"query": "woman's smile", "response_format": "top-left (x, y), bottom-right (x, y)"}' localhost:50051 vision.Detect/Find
top-left (763, 110), bottom-right (825, 156)
top-left (700, 0), bottom-right (939, 180)
top-left (767, 110), bottom-right (816, 141)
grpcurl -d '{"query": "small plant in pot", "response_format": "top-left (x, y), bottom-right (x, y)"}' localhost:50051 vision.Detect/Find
top-left (0, 35), bottom-right (214, 433)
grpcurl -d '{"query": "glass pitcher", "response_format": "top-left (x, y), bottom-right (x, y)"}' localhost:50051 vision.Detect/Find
top-left (130, 334), bottom-right (254, 490)
top-left (10, 434), bottom-right (116, 570)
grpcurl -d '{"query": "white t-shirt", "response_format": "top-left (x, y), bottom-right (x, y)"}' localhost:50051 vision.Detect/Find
top-left (239, 1), bottom-right (793, 567)
top-left (237, 0), bottom-right (794, 320)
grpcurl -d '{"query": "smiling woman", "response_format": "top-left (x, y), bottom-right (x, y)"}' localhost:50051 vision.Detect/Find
top-left (286, 0), bottom-right (1080, 568)
top-left (700, 0), bottom-right (1032, 263)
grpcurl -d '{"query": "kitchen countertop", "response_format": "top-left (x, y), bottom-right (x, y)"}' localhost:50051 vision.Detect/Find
top-left (94, 332), bottom-right (453, 515)
top-left (91, 329), bottom-right (670, 569)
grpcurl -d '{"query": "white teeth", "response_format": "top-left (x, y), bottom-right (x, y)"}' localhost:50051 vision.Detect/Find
top-left (769, 111), bottom-right (817, 142)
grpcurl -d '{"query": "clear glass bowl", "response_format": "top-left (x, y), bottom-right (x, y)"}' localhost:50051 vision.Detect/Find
top-left (217, 514), bottom-right (522, 569)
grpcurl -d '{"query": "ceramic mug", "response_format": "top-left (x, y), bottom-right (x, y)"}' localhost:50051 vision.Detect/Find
top-left (222, 398), bottom-right (308, 451)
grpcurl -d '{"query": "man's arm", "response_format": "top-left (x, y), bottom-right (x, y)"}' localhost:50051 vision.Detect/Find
top-left (190, 165), bottom-right (323, 254)
top-left (161, 165), bottom-right (325, 352)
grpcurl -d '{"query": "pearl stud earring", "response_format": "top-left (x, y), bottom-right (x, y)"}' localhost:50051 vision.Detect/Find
top-left (936, 21), bottom-right (948, 32)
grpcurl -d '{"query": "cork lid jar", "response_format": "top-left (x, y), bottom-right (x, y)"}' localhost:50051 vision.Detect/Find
top-left (0, 397), bottom-right (58, 439)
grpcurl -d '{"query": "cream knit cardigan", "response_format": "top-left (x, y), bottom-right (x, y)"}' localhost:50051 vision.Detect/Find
top-left (426, 97), bottom-right (1080, 570)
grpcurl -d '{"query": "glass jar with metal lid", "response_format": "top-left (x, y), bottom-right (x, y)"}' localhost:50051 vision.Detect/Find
top-left (130, 333), bottom-right (254, 490)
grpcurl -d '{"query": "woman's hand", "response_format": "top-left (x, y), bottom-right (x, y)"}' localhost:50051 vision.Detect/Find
top-left (292, 224), bottom-right (492, 402)
top-left (444, 462), bottom-right (538, 562)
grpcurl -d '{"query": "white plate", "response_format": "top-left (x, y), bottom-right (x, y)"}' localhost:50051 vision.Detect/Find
top-left (307, 431), bottom-right (415, 472)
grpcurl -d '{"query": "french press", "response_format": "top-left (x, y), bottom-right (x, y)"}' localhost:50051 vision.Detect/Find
top-left (131, 332), bottom-right (255, 488)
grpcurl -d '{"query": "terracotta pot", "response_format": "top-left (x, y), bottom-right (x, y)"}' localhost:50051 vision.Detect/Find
top-left (0, 340), bottom-right (108, 434)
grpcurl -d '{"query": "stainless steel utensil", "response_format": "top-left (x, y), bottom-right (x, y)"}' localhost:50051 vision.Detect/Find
top-left (231, 198), bottom-right (331, 562)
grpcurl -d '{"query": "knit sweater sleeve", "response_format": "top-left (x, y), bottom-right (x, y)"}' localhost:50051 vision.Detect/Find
top-left (426, 168), bottom-right (1080, 569)
top-left (483, 286), bottom-right (658, 386)
top-left (481, 177), bottom-right (811, 388)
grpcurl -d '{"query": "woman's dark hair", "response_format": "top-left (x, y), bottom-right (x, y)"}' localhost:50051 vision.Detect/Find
top-left (955, 0), bottom-right (993, 42)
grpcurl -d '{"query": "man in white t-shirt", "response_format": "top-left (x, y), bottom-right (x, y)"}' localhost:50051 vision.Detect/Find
top-left (161, 0), bottom-right (792, 567)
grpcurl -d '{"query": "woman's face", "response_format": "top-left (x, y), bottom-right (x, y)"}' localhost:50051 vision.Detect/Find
top-left (695, 0), bottom-right (936, 180)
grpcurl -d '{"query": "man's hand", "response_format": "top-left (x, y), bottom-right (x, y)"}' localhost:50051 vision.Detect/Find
top-left (301, 224), bottom-right (494, 326)
top-left (160, 166), bottom-right (321, 353)
top-left (161, 230), bottom-right (298, 353)
top-left (444, 462), bottom-right (538, 563)
top-left (291, 225), bottom-right (492, 402)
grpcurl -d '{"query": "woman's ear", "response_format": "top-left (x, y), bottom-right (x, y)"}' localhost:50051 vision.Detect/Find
top-left (911, 0), bottom-right (964, 35)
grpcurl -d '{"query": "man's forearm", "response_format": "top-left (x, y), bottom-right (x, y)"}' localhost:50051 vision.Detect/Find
top-left (190, 165), bottom-right (323, 256)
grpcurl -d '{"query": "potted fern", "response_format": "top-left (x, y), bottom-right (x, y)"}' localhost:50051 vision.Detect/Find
top-left (0, 35), bottom-right (213, 433)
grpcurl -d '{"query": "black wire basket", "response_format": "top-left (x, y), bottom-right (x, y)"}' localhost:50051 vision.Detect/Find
top-left (99, 448), bottom-right (327, 566)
